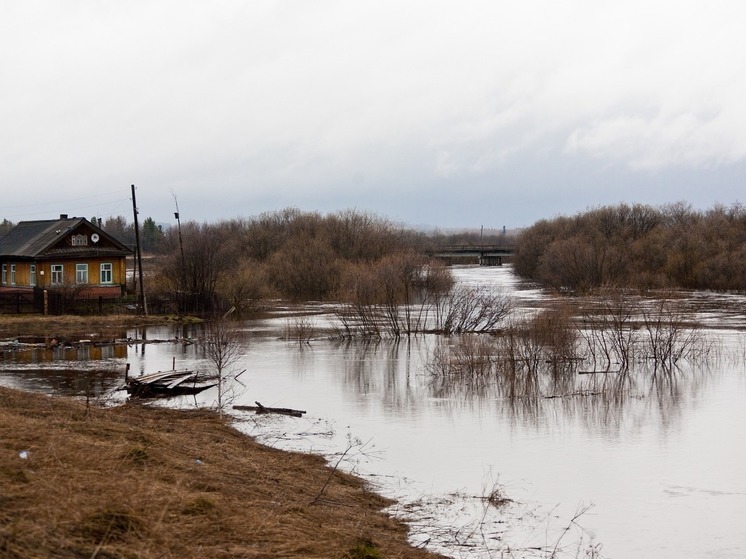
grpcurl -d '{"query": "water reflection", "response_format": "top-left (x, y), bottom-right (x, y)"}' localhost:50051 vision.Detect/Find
top-left (426, 333), bottom-right (718, 439)
top-left (333, 339), bottom-right (426, 414)
top-left (3, 343), bottom-right (128, 365)
top-left (0, 367), bottom-right (123, 396)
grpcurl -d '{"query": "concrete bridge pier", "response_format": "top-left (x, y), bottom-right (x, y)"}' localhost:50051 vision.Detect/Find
top-left (479, 254), bottom-right (503, 266)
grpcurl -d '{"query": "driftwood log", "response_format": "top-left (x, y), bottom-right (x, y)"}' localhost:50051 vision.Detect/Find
top-left (233, 401), bottom-right (307, 418)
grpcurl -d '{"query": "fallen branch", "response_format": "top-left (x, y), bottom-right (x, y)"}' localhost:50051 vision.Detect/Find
top-left (233, 401), bottom-right (307, 418)
top-left (310, 444), bottom-right (352, 505)
top-left (550, 502), bottom-right (594, 558)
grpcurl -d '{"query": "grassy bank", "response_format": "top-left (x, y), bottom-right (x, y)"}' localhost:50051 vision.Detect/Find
top-left (0, 387), bottom-right (443, 559)
top-left (0, 314), bottom-right (199, 338)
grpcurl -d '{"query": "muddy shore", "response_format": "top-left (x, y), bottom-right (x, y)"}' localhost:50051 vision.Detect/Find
top-left (0, 386), bottom-right (444, 559)
top-left (0, 314), bottom-right (444, 558)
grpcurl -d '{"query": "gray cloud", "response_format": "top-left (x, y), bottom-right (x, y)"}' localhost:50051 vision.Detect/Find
top-left (2, 0), bottom-right (745, 228)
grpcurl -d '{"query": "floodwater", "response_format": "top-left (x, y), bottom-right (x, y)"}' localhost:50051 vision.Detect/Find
top-left (2, 266), bottom-right (745, 559)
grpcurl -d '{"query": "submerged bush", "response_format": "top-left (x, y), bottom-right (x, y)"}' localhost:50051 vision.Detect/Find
top-left (640, 298), bottom-right (709, 366)
top-left (434, 285), bottom-right (513, 334)
top-left (335, 254), bottom-right (456, 338)
top-left (427, 291), bottom-right (712, 402)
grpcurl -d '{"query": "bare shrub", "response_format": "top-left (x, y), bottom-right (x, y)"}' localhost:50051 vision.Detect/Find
top-left (640, 298), bottom-right (706, 367)
top-left (216, 259), bottom-right (268, 315)
top-left (284, 315), bottom-right (315, 345)
top-left (490, 322), bottom-right (544, 401)
top-left (374, 252), bottom-right (426, 336)
top-left (434, 285), bottom-right (513, 334)
top-left (418, 261), bottom-right (455, 297)
top-left (428, 309), bottom-right (577, 402)
top-left (268, 236), bottom-right (341, 301)
top-left (153, 221), bottom-right (240, 313)
top-left (579, 289), bottom-right (639, 370)
top-left (335, 265), bottom-right (510, 338)
top-left (335, 255), bottom-right (454, 338)
top-left (334, 262), bottom-right (386, 338)
top-left (333, 305), bottom-right (383, 339)
top-left (528, 304), bottom-right (579, 370)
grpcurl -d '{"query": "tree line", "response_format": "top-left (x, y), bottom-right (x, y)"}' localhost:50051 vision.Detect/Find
top-left (130, 208), bottom-right (521, 314)
top-left (1, 208), bottom-right (520, 314)
top-left (513, 202), bottom-right (746, 292)
top-left (9, 200), bottom-right (740, 313)
top-left (129, 208), bottom-right (455, 314)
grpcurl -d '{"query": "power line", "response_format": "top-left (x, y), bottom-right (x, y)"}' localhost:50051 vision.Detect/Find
top-left (1, 195), bottom-right (132, 221)
top-left (1, 189), bottom-right (126, 209)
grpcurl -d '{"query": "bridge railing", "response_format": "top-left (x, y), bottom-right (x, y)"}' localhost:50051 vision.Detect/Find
top-left (430, 244), bottom-right (514, 253)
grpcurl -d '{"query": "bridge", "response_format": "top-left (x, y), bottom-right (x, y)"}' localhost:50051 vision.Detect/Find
top-left (428, 244), bottom-right (514, 266)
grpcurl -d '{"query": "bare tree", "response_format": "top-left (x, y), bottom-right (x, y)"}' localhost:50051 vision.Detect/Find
top-left (202, 316), bottom-right (244, 414)
top-left (158, 221), bottom-right (235, 312)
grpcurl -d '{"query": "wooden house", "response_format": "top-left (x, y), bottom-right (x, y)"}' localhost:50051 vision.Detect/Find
top-left (0, 214), bottom-right (132, 299)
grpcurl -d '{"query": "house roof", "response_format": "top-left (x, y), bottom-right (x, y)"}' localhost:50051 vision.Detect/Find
top-left (0, 217), bottom-right (132, 259)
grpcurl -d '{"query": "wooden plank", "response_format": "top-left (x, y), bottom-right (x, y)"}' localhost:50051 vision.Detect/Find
top-left (131, 370), bottom-right (195, 385)
top-left (166, 374), bottom-right (200, 389)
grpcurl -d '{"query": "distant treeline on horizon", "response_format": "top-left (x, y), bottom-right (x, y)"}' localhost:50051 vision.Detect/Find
top-left (2, 201), bottom-right (743, 295)
top-left (513, 201), bottom-right (745, 292)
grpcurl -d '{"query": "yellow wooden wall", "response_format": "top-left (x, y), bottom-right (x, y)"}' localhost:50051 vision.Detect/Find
top-left (3, 257), bottom-right (127, 288)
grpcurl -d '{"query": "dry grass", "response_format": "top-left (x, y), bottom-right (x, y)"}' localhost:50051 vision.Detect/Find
top-left (0, 387), bottom-right (442, 559)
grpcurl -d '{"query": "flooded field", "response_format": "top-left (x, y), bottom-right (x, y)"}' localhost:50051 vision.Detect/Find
top-left (2, 266), bottom-right (745, 558)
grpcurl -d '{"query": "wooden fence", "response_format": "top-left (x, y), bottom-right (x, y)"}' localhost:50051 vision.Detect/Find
top-left (0, 289), bottom-right (45, 314)
top-left (0, 288), bottom-right (132, 316)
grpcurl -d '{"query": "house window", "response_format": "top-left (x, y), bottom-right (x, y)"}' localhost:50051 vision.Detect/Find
top-left (100, 263), bottom-right (113, 284)
top-left (72, 234), bottom-right (88, 246)
top-left (1, 264), bottom-right (6, 285)
top-left (51, 264), bottom-right (63, 285)
top-left (30, 265), bottom-right (36, 287)
top-left (10, 265), bottom-right (15, 285)
top-left (76, 264), bottom-right (88, 284)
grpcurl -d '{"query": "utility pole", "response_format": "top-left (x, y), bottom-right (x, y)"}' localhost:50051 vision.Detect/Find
top-left (131, 184), bottom-right (148, 315)
top-left (173, 193), bottom-right (186, 314)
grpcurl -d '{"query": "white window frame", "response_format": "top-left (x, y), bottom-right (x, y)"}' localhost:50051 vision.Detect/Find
top-left (71, 234), bottom-right (88, 246)
top-left (51, 264), bottom-right (64, 285)
top-left (30, 264), bottom-right (36, 287)
top-left (10, 264), bottom-right (15, 285)
top-left (76, 263), bottom-right (89, 284)
top-left (100, 262), bottom-right (113, 284)
top-left (1, 264), bottom-right (6, 285)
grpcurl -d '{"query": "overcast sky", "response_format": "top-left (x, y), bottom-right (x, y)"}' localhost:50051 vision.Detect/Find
top-left (2, 1), bottom-right (745, 230)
